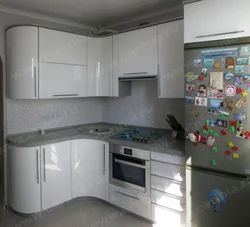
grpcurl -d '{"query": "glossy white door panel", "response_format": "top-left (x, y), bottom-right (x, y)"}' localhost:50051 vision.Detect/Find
top-left (41, 141), bottom-right (71, 210)
top-left (71, 140), bottom-right (109, 201)
top-left (39, 28), bottom-right (87, 65)
top-left (39, 63), bottom-right (87, 98)
top-left (109, 184), bottom-right (151, 219)
top-left (9, 146), bottom-right (41, 214)
top-left (184, 0), bottom-right (250, 43)
top-left (112, 35), bottom-right (119, 97)
top-left (87, 37), bottom-right (112, 96)
top-left (7, 26), bottom-right (38, 99)
top-left (117, 26), bottom-right (157, 77)
top-left (158, 20), bottom-right (184, 98)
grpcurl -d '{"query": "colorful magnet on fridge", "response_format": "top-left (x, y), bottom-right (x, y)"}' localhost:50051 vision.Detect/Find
top-left (245, 131), bottom-right (250, 138)
top-left (225, 98), bottom-right (234, 112)
top-left (221, 130), bottom-right (227, 136)
top-left (203, 125), bottom-right (209, 130)
top-left (224, 72), bottom-right (234, 81)
top-left (208, 129), bottom-right (213, 135)
top-left (213, 133), bottom-right (219, 138)
top-left (208, 189), bottom-right (226, 212)
top-left (225, 85), bottom-right (236, 97)
top-left (243, 74), bottom-right (250, 83)
top-left (185, 72), bottom-right (198, 82)
top-left (235, 97), bottom-right (247, 108)
top-left (233, 153), bottom-right (239, 159)
top-left (229, 120), bottom-right (236, 126)
top-left (211, 160), bottom-right (217, 166)
top-left (229, 126), bottom-right (235, 132)
top-left (190, 110), bottom-right (200, 117)
top-left (194, 59), bottom-right (202, 67)
top-left (202, 130), bottom-right (208, 135)
top-left (198, 75), bottom-right (204, 81)
top-left (234, 113), bottom-right (247, 121)
top-left (201, 68), bottom-right (208, 76)
top-left (225, 150), bottom-right (232, 156)
top-left (236, 88), bottom-right (243, 94)
top-left (242, 90), bottom-right (248, 97)
top-left (212, 147), bottom-right (218, 152)
top-left (214, 62), bottom-right (221, 69)
top-left (232, 146), bottom-right (238, 151)
top-left (205, 120), bottom-right (210, 126)
top-left (226, 57), bottom-right (235, 69)
top-left (228, 141), bottom-right (234, 148)
top-left (206, 136), bottom-right (216, 147)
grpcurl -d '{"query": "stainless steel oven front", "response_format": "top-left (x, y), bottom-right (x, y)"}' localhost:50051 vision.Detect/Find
top-left (109, 144), bottom-right (150, 196)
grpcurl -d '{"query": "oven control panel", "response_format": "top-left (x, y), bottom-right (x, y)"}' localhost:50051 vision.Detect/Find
top-left (124, 148), bottom-right (132, 156)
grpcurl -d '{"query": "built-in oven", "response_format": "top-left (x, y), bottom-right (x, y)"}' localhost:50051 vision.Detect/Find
top-left (109, 144), bottom-right (150, 196)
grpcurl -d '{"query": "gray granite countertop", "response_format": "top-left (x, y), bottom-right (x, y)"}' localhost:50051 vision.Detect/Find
top-left (7, 122), bottom-right (185, 157)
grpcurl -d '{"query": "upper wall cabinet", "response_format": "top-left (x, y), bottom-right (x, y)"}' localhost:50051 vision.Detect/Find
top-left (158, 20), bottom-right (184, 98)
top-left (87, 37), bottom-right (112, 96)
top-left (184, 0), bottom-right (250, 43)
top-left (39, 28), bottom-right (87, 65)
top-left (117, 26), bottom-right (158, 78)
top-left (7, 26), bottom-right (39, 99)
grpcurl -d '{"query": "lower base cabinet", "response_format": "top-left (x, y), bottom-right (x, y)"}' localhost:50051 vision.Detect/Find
top-left (109, 184), bottom-right (151, 219)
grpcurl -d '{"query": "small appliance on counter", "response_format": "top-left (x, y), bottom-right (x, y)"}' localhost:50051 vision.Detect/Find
top-left (165, 114), bottom-right (185, 141)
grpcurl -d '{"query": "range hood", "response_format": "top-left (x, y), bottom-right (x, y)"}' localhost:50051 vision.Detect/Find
top-left (118, 74), bottom-right (158, 81)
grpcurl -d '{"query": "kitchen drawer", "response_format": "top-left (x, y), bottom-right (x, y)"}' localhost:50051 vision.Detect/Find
top-left (151, 189), bottom-right (185, 213)
top-left (109, 184), bottom-right (150, 219)
top-left (151, 152), bottom-right (185, 166)
top-left (151, 161), bottom-right (185, 182)
top-left (151, 203), bottom-right (185, 227)
top-left (151, 175), bottom-right (185, 198)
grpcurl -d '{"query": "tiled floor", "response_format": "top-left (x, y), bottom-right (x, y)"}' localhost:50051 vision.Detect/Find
top-left (0, 200), bottom-right (154, 227)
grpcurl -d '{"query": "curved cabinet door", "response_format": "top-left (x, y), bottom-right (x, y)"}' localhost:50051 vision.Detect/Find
top-left (71, 140), bottom-right (109, 201)
top-left (87, 37), bottom-right (112, 96)
top-left (9, 146), bottom-right (41, 214)
top-left (7, 26), bottom-right (38, 99)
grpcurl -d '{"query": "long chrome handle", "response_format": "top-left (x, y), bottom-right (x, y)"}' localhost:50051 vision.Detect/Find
top-left (157, 65), bottom-right (161, 97)
top-left (34, 66), bottom-right (37, 98)
top-left (117, 191), bottom-right (139, 200)
top-left (114, 158), bottom-right (146, 169)
top-left (123, 72), bottom-right (148, 75)
top-left (43, 148), bottom-right (46, 182)
top-left (196, 30), bottom-right (245, 39)
top-left (36, 149), bottom-right (39, 184)
top-left (103, 144), bottom-right (106, 174)
top-left (53, 94), bottom-right (79, 97)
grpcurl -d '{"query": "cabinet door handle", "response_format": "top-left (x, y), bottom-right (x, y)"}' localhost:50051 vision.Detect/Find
top-left (53, 94), bottom-right (79, 97)
top-left (36, 149), bottom-right (39, 184)
top-left (103, 144), bottom-right (106, 174)
top-left (196, 30), bottom-right (245, 39)
top-left (43, 148), bottom-right (46, 182)
top-left (116, 191), bottom-right (139, 200)
top-left (34, 65), bottom-right (37, 98)
top-left (123, 72), bottom-right (148, 75)
top-left (157, 65), bottom-right (161, 97)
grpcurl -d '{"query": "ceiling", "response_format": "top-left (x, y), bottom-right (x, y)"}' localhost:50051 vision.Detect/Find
top-left (0, 0), bottom-right (182, 28)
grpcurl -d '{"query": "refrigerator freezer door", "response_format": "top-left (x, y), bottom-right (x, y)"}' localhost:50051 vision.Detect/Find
top-left (186, 167), bottom-right (250, 227)
top-left (185, 44), bottom-right (250, 175)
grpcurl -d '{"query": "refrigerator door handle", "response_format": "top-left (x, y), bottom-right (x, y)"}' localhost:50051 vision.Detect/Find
top-left (196, 30), bottom-right (245, 39)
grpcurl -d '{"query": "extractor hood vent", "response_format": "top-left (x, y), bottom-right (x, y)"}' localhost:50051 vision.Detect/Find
top-left (118, 75), bottom-right (157, 81)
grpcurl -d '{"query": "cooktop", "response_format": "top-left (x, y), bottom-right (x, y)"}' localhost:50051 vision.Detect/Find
top-left (112, 127), bottom-right (167, 144)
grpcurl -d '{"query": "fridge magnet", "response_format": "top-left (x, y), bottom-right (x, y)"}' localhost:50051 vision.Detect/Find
top-left (242, 90), bottom-right (248, 97)
top-left (210, 99), bottom-right (224, 110)
top-left (224, 72), bottom-right (234, 81)
top-left (232, 146), bottom-right (239, 151)
top-left (211, 160), bottom-right (217, 166)
top-left (235, 65), bottom-right (244, 74)
top-left (208, 129), bottom-right (213, 135)
top-left (190, 110), bottom-right (199, 117)
top-left (214, 62), bottom-right (221, 69)
top-left (208, 108), bottom-right (218, 116)
top-left (225, 98), bottom-right (234, 112)
top-left (209, 118), bottom-right (217, 127)
top-left (205, 120), bottom-right (209, 126)
top-left (243, 74), bottom-right (250, 83)
top-left (228, 141), bottom-right (234, 148)
top-left (186, 132), bottom-right (206, 144)
top-left (186, 84), bottom-right (195, 92)
top-left (209, 189), bottom-right (226, 212)
top-left (226, 57), bottom-right (235, 69)
top-left (212, 147), bottom-right (218, 152)
top-left (218, 110), bottom-right (230, 119)
top-left (234, 75), bottom-right (244, 86)
top-left (185, 96), bottom-right (195, 104)
top-left (237, 57), bottom-right (249, 65)
top-left (185, 72), bottom-right (198, 82)
top-left (222, 58), bottom-right (225, 67)
top-left (234, 113), bottom-right (247, 121)
top-left (204, 59), bottom-right (215, 67)
top-left (233, 153), bottom-right (239, 159)
top-left (229, 126), bottom-right (235, 132)
top-left (235, 97), bottom-right (247, 108)
top-left (238, 46), bottom-right (250, 56)
top-left (246, 83), bottom-right (250, 91)
top-left (225, 85), bottom-right (236, 97)
top-left (201, 68), bottom-right (208, 76)
top-left (203, 125), bottom-right (209, 130)
top-left (195, 97), bottom-right (207, 106)
top-left (198, 75), bottom-right (204, 81)
top-left (201, 48), bottom-right (238, 59)
top-left (229, 120), bottom-right (236, 126)
top-left (197, 84), bottom-right (207, 97)
top-left (236, 87), bottom-right (243, 94)
top-left (216, 119), bottom-right (228, 128)
top-left (236, 121), bottom-right (250, 139)
top-left (225, 150), bottom-right (232, 156)
top-left (210, 72), bottom-right (223, 89)
top-left (213, 133), bottom-right (219, 138)
top-left (221, 129), bottom-right (227, 136)
top-left (206, 136), bottom-right (216, 148)
top-left (194, 59), bottom-right (202, 67)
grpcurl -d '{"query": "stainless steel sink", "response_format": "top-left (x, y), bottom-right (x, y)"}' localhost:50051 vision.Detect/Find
top-left (78, 125), bottom-right (113, 135)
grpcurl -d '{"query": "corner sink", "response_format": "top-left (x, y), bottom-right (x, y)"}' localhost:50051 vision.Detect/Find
top-left (78, 125), bottom-right (113, 135)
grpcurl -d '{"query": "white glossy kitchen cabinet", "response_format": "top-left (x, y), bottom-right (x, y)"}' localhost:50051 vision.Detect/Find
top-left (184, 0), bottom-right (250, 43)
top-left (41, 141), bottom-right (71, 210)
top-left (39, 63), bottom-right (87, 98)
top-left (7, 26), bottom-right (39, 99)
top-left (117, 26), bottom-right (157, 78)
top-left (87, 37), bottom-right (112, 96)
top-left (71, 140), bottom-right (109, 201)
top-left (9, 146), bottom-right (41, 214)
top-left (157, 20), bottom-right (184, 98)
top-left (39, 28), bottom-right (87, 65)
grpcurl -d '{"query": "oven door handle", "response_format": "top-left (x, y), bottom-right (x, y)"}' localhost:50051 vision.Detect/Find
top-left (114, 158), bottom-right (146, 169)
